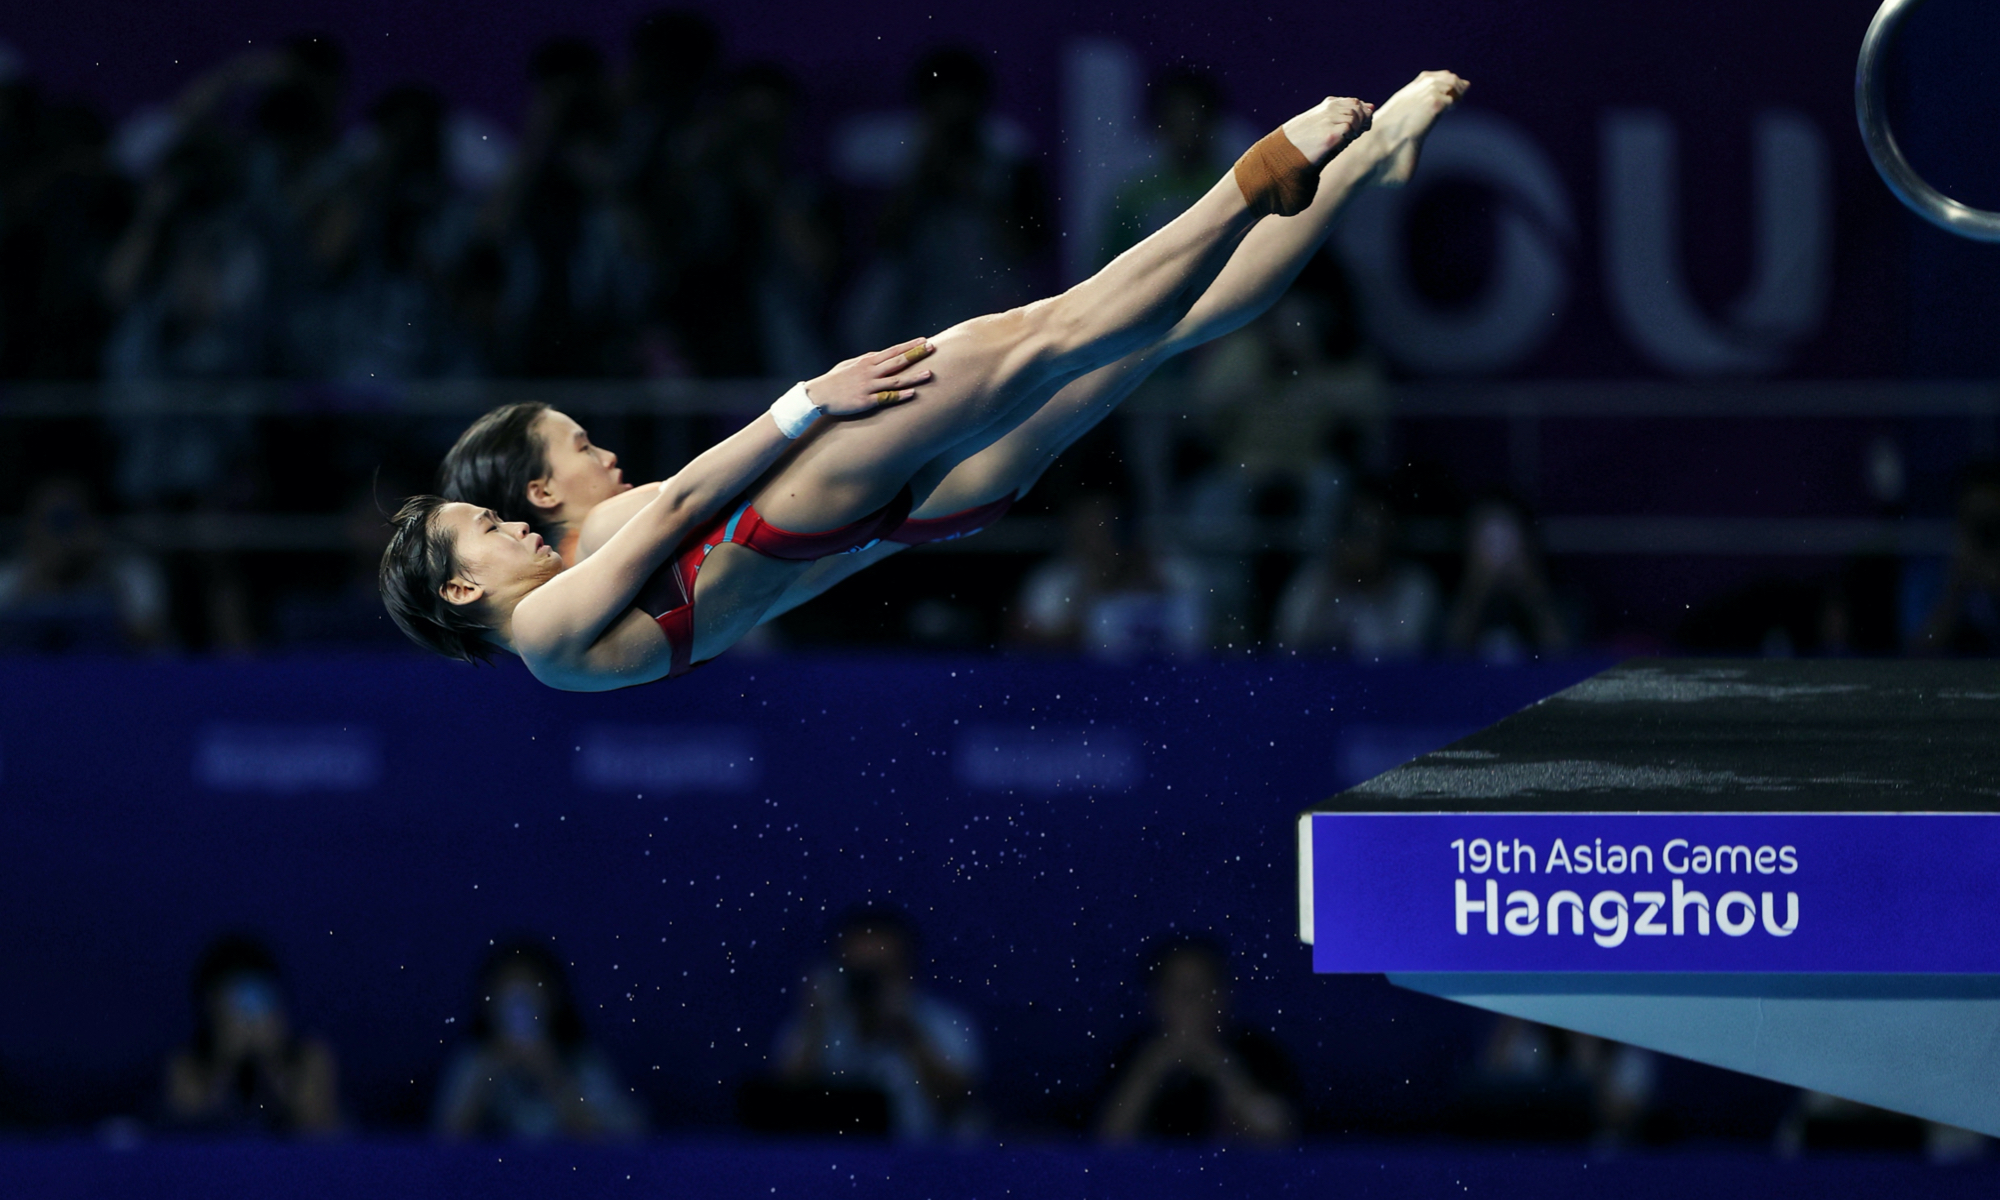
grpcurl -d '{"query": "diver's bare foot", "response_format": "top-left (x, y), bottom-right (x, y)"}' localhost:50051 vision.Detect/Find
top-left (1281, 96), bottom-right (1376, 168)
top-left (1369, 70), bottom-right (1470, 186)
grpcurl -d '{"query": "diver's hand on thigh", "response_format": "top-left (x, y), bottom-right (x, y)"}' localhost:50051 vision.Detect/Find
top-left (807, 336), bottom-right (938, 416)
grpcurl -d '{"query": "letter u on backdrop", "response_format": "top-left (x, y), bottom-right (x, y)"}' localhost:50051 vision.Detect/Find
top-left (1762, 891), bottom-right (1798, 936)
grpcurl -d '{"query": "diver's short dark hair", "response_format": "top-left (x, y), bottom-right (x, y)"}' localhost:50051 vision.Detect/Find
top-left (436, 402), bottom-right (553, 535)
top-left (379, 494), bottom-right (494, 663)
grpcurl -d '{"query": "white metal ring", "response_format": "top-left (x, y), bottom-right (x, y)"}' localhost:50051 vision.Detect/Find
top-left (1857, 0), bottom-right (2000, 241)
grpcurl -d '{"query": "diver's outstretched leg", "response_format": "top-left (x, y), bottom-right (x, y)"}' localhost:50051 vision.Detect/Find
top-left (906, 70), bottom-right (1469, 516)
top-left (747, 95), bottom-right (1377, 535)
top-left (755, 74), bottom-right (1469, 624)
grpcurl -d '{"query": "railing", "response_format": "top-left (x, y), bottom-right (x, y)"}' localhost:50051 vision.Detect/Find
top-left (8, 377), bottom-right (1996, 417)
top-left (3, 378), bottom-right (1985, 557)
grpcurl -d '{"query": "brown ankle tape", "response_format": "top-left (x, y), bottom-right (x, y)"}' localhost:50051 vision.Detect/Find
top-left (1233, 128), bottom-right (1318, 217)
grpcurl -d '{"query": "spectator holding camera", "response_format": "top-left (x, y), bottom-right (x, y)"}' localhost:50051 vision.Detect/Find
top-left (1913, 460), bottom-right (2000, 655)
top-left (772, 907), bottom-right (983, 1140)
top-left (1273, 484), bottom-right (1437, 658)
top-left (1098, 938), bottom-right (1297, 1144)
top-left (162, 934), bottom-right (341, 1134)
top-left (1443, 494), bottom-right (1570, 661)
top-left (434, 937), bottom-right (644, 1141)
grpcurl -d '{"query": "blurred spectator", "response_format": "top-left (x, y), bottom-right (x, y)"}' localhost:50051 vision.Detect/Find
top-left (1912, 460), bottom-right (2000, 655)
top-left (163, 934), bottom-right (341, 1134)
top-left (767, 907), bottom-right (982, 1140)
top-left (0, 91), bottom-right (134, 379)
top-left (1098, 938), bottom-right (1297, 1144)
top-left (303, 84), bottom-right (484, 381)
top-left (1776, 1090), bottom-right (1986, 1161)
top-left (100, 123), bottom-right (267, 516)
top-left (1454, 1017), bottom-right (1657, 1146)
top-left (1442, 495), bottom-right (1570, 661)
top-left (617, 9), bottom-right (722, 376)
top-left (1013, 494), bottom-right (1208, 657)
top-left (245, 38), bottom-right (352, 289)
top-left (273, 478), bottom-right (410, 647)
top-left (1187, 257), bottom-right (1376, 508)
top-left (1169, 255), bottom-right (1379, 643)
top-left (1273, 484), bottom-right (1438, 657)
top-left (0, 477), bottom-right (167, 652)
top-left (621, 9), bottom-right (721, 172)
top-left (109, 39), bottom-right (350, 374)
top-left (1679, 576), bottom-right (1841, 657)
top-left (434, 937), bottom-right (645, 1141)
top-left (486, 38), bottom-right (649, 377)
top-left (1098, 68), bottom-right (1228, 265)
top-left (659, 63), bottom-right (838, 380)
top-left (843, 47), bottom-right (1050, 351)
top-left (111, 37), bottom-right (346, 205)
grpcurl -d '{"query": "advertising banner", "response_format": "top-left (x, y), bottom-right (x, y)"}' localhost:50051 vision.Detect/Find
top-left (1302, 812), bottom-right (2000, 973)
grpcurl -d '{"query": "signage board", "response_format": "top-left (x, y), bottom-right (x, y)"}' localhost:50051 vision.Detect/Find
top-left (1301, 812), bottom-right (2000, 973)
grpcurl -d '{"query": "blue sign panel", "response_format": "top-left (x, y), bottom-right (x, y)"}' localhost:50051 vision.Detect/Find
top-left (1302, 813), bottom-right (2000, 974)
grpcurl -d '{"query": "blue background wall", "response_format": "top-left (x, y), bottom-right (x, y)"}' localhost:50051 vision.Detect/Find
top-left (0, 654), bottom-right (1708, 1132)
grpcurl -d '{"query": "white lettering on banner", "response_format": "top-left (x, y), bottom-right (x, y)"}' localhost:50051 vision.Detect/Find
top-left (1504, 890), bottom-right (1540, 935)
top-left (1454, 879), bottom-right (1798, 944)
top-left (1590, 891), bottom-right (1629, 947)
top-left (1447, 833), bottom-right (1800, 946)
top-left (1452, 837), bottom-right (1799, 875)
top-left (1456, 878), bottom-right (1499, 934)
top-left (576, 725), bottom-right (759, 791)
top-left (954, 726), bottom-right (1138, 793)
top-left (196, 724), bottom-right (380, 792)
top-left (1334, 109), bottom-right (1575, 375)
top-left (1602, 109), bottom-right (1830, 377)
top-left (1674, 878), bottom-right (1710, 935)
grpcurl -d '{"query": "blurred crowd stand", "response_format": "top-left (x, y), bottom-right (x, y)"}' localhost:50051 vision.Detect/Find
top-left (0, 477), bottom-right (167, 652)
top-left (0, 917), bottom-right (1959, 1155)
top-left (1452, 1017), bottom-right (1659, 1147)
top-left (0, 19), bottom-right (1993, 663)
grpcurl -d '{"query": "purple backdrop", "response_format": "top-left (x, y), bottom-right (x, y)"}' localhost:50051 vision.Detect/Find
top-left (11, 0), bottom-right (1996, 378)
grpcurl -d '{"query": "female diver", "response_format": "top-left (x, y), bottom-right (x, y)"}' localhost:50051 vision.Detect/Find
top-left (382, 73), bottom-right (1467, 691)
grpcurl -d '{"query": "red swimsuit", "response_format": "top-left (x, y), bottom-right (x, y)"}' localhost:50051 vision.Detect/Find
top-left (634, 489), bottom-right (1015, 677)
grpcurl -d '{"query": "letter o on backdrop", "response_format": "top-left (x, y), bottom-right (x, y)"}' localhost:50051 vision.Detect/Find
top-left (1716, 891), bottom-right (1757, 937)
top-left (1333, 110), bottom-right (1574, 376)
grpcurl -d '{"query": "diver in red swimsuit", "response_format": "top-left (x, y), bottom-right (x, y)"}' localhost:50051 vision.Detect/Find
top-left (381, 74), bottom-right (1466, 692)
top-left (436, 397), bottom-right (1013, 574)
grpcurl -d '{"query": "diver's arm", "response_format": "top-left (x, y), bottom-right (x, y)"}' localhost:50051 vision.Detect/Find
top-left (574, 338), bottom-right (939, 561)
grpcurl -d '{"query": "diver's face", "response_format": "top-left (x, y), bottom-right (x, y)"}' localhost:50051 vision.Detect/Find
top-left (436, 502), bottom-right (561, 606)
top-left (533, 409), bottom-right (630, 520)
